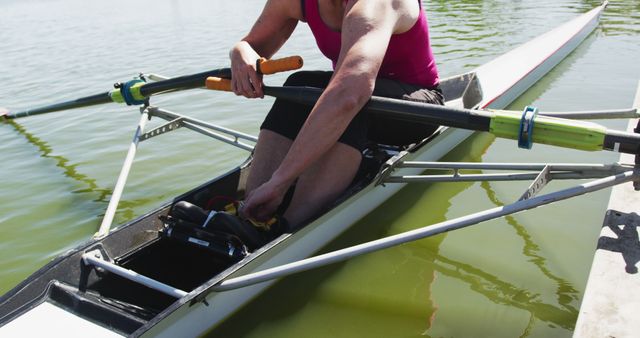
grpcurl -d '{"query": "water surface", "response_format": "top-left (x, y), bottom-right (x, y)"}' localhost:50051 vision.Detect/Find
top-left (1, 0), bottom-right (639, 337)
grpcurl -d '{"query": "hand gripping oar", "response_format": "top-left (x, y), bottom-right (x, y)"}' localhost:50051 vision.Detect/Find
top-left (2, 56), bottom-right (303, 120)
top-left (205, 78), bottom-right (640, 156)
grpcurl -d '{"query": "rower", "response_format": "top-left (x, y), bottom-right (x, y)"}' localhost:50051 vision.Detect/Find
top-left (230, 0), bottom-right (444, 229)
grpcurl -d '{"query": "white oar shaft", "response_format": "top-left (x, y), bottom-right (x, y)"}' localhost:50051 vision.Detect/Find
top-left (213, 170), bottom-right (638, 292)
top-left (95, 110), bottom-right (149, 238)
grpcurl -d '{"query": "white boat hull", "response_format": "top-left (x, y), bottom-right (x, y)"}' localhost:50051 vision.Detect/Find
top-left (139, 5), bottom-right (607, 337)
top-left (0, 3), bottom-right (607, 338)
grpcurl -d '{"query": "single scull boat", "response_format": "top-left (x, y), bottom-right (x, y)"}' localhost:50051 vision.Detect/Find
top-left (0, 3), bottom-right (608, 337)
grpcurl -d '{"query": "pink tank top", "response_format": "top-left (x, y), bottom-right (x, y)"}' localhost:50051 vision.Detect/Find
top-left (302, 0), bottom-right (439, 88)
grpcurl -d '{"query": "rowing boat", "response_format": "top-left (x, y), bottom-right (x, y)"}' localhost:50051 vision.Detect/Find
top-left (0, 3), bottom-right (607, 337)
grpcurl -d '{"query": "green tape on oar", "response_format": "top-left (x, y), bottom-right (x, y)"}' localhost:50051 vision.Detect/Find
top-left (109, 80), bottom-right (146, 105)
top-left (490, 111), bottom-right (606, 151)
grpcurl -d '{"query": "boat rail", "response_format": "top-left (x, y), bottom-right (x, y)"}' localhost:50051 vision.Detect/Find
top-left (83, 250), bottom-right (188, 299)
top-left (93, 105), bottom-right (256, 239)
top-left (81, 96), bottom-right (639, 298)
top-left (85, 63), bottom-right (640, 297)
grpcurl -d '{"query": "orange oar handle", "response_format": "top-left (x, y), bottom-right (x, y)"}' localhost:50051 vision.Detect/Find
top-left (257, 56), bottom-right (303, 75)
top-left (205, 56), bottom-right (303, 92)
top-left (205, 77), bottom-right (232, 91)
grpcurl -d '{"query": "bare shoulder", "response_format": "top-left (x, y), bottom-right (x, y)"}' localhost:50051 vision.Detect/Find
top-left (347, 0), bottom-right (418, 33)
top-left (264, 0), bottom-right (304, 21)
top-left (390, 0), bottom-right (420, 33)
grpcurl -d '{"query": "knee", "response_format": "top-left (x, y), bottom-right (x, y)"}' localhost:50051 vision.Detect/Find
top-left (283, 71), bottom-right (332, 87)
top-left (283, 71), bottom-right (310, 86)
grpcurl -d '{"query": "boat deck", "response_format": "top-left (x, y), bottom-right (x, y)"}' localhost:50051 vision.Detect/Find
top-left (1, 301), bottom-right (122, 338)
top-left (573, 81), bottom-right (640, 338)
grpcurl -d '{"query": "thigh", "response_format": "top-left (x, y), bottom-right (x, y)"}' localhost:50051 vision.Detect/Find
top-left (260, 70), bottom-right (369, 152)
top-left (260, 71), bottom-right (333, 141)
top-left (368, 79), bottom-right (444, 146)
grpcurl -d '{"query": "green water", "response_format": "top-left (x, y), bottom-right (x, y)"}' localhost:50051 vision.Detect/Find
top-left (1, 0), bottom-right (639, 337)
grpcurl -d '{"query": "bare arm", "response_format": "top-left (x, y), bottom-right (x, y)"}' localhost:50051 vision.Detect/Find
top-left (244, 0), bottom-right (405, 220)
top-left (230, 0), bottom-right (301, 98)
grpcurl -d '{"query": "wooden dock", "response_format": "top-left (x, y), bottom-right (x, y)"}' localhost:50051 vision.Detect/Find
top-left (574, 81), bottom-right (640, 338)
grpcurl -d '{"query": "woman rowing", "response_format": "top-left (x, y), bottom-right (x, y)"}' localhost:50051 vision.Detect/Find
top-left (233, 0), bottom-right (443, 230)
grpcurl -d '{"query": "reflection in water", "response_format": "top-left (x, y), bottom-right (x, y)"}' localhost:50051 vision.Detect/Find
top-left (3, 119), bottom-right (111, 201)
top-left (476, 181), bottom-right (580, 323)
top-left (589, 0), bottom-right (640, 36)
top-left (2, 119), bottom-right (150, 221)
top-left (427, 0), bottom-right (575, 72)
top-left (431, 247), bottom-right (578, 331)
top-left (480, 182), bottom-right (580, 308)
top-left (521, 313), bottom-right (536, 338)
top-left (418, 133), bottom-right (580, 335)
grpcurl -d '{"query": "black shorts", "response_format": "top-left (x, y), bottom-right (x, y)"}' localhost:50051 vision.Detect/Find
top-left (260, 71), bottom-right (444, 152)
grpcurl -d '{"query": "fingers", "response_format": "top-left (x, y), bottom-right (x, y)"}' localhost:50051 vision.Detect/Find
top-left (230, 65), bottom-right (264, 99)
top-left (241, 186), bottom-right (280, 222)
top-left (249, 72), bottom-right (264, 98)
top-left (229, 43), bottom-right (264, 99)
top-left (242, 197), bottom-right (274, 222)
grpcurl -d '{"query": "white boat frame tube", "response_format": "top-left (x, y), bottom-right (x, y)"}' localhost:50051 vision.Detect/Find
top-left (93, 106), bottom-right (256, 239)
top-left (82, 251), bottom-right (188, 298)
top-left (95, 108), bottom-right (150, 239)
top-left (149, 107), bottom-right (257, 151)
top-left (537, 108), bottom-right (638, 120)
top-left (384, 162), bottom-right (633, 183)
top-left (212, 169), bottom-right (639, 292)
